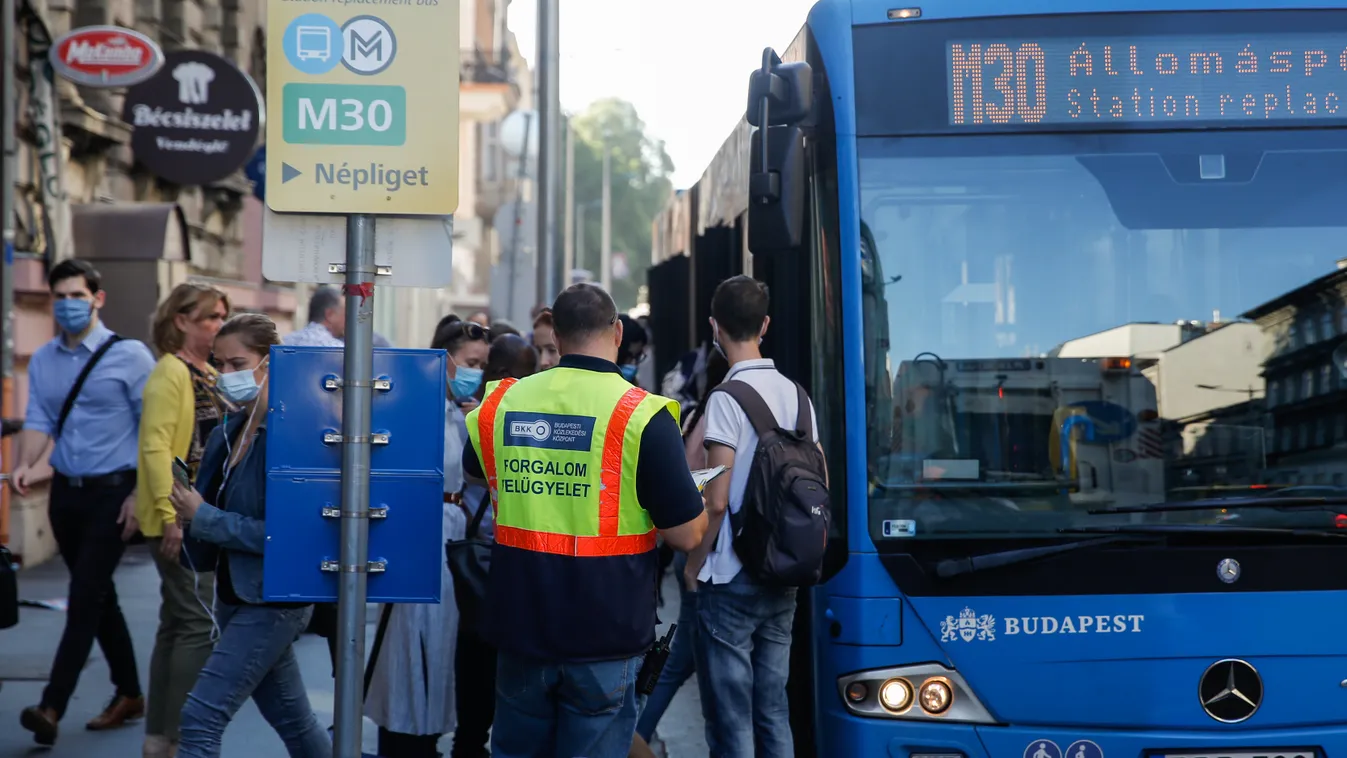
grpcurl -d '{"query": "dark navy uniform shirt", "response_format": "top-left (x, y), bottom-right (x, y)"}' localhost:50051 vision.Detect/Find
top-left (463, 354), bottom-right (704, 662)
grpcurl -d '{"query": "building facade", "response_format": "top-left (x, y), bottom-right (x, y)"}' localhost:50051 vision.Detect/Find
top-left (2, 0), bottom-right (530, 564)
top-left (1243, 262), bottom-right (1347, 487)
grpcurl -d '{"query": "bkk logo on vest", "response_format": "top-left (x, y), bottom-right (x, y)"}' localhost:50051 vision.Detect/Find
top-left (503, 412), bottom-right (595, 452)
top-left (511, 419), bottom-right (552, 442)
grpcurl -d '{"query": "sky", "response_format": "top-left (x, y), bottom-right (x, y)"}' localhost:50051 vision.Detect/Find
top-left (508, 0), bottom-right (818, 189)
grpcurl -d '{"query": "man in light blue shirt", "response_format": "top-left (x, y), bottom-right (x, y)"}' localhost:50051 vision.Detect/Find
top-left (284, 284), bottom-right (392, 348)
top-left (10, 259), bottom-right (156, 747)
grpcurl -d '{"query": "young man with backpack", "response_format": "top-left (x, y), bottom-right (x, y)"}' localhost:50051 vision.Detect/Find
top-left (685, 275), bottom-right (830, 758)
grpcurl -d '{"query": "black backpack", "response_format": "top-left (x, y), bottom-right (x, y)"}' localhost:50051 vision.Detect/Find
top-left (713, 380), bottom-right (831, 587)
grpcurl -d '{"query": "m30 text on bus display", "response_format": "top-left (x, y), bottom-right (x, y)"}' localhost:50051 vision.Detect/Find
top-left (947, 34), bottom-right (1347, 126)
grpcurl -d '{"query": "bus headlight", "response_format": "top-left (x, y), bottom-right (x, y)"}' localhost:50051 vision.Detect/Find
top-left (837, 664), bottom-right (996, 723)
top-left (879, 678), bottom-right (913, 712)
top-left (919, 677), bottom-right (953, 714)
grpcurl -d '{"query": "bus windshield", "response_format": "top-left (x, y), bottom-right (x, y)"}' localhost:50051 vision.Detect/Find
top-left (860, 128), bottom-right (1347, 541)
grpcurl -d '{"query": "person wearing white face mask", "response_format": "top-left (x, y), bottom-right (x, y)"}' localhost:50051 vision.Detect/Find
top-left (442, 320), bottom-right (490, 412)
top-left (169, 314), bottom-right (331, 758)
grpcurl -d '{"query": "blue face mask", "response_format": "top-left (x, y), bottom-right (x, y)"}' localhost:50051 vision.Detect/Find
top-left (619, 364), bottom-right (639, 383)
top-left (217, 364), bottom-right (265, 404)
top-left (451, 365), bottom-right (484, 400)
top-left (54, 299), bottom-right (93, 335)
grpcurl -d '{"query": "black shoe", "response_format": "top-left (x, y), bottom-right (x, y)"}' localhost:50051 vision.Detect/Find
top-left (20, 706), bottom-right (58, 746)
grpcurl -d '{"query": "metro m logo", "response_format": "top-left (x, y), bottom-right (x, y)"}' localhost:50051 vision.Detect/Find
top-left (350, 30), bottom-right (382, 62)
top-left (340, 16), bottom-right (397, 75)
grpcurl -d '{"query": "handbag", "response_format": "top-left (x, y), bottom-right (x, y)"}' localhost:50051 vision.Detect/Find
top-left (445, 492), bottom-right (492, 633)
top-left (0, 544), bottom-right (17, 630)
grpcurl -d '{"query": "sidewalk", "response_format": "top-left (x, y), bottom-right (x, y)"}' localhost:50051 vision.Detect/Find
top-left (0, 545), bottom-right (382, 756)
top-left (0, 546), bottom-right (706, 757)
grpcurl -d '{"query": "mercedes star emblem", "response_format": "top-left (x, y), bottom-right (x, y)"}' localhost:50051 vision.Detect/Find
top-left (1199, 659), bottom-right (1263, 723)
top-left (1217, 558), bottom-right (1241, 584)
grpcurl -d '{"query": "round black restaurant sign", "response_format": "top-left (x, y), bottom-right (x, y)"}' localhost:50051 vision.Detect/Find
top-left (121, 49), bottom-right (263, 187)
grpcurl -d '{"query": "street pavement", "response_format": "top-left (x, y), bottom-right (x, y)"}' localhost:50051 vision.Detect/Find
top-left (0, 545), bottom-right (706, 757)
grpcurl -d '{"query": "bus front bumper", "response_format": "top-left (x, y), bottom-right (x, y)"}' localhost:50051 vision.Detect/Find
top-left (823, 711), bottom-right (1342, 758)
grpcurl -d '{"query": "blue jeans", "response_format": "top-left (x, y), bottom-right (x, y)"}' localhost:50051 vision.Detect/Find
top-left (635, 552), bottom-right (698, 742)
top-left (491, 651), bottom-right (644, 758)
top-left (694, 570), bottom-right (797, 758)
top-left (177, 603), bottom-right (330, 758)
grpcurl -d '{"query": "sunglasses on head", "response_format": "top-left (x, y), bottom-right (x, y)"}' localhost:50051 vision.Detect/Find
top-left (457, 321), bottom-right (491, 342)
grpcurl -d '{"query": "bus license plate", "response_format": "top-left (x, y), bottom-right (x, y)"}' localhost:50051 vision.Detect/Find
top-left (1162, 751), bottom-right (1313, 758)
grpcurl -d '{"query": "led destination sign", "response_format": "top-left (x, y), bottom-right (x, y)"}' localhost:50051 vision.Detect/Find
top-left (947, 33), bottom-right (1347, 127)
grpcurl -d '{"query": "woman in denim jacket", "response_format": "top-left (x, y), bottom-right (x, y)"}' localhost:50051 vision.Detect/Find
top-left (169, 314), bottom-right (331, 758)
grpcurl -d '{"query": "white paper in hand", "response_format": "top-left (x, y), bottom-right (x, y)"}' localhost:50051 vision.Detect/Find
top-left (690, 465), bottom-right (728, 492)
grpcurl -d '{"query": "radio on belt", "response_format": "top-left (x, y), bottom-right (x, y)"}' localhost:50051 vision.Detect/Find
top-left (262, 345), bottom-right (448, 604)
top-left (637, 624), bottom-right (679, 696)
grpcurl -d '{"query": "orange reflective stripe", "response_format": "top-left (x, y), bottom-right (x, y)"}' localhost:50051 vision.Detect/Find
top-left (478, 378), bottom-right (518, 509)
top-left (598, 387), bottom-right (647, 537)
top-left (495, 524), bottom-right (657, 557)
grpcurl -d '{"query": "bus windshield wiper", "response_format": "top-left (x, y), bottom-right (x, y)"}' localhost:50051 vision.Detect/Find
top-left (1089, 495), bottom-right (1347, 515)
top-left (935, 535), bottom-right (1159, 578)
top-left (936, 523), bottom-right (1347, 579)
top-left (1061, 524), bottom-right (1347, 539)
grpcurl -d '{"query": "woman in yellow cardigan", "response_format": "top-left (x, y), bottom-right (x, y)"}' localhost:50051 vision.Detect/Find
top-left (136, 283), bottom-right (230, 758)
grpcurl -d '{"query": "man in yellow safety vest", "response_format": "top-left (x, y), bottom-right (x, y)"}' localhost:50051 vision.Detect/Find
top-left (463, 282), bottom-right (708, 758)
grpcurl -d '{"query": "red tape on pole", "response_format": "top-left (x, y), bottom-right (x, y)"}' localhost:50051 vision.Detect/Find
top-left (343, 282), bottom-right (374, 305)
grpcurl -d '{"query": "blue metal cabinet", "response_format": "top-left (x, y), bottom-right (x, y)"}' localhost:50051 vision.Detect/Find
top-left (266, 346), bottom-right (447, 474)
top-left (262, 346), bottom-right (447, 604)
top-left (263, 472), bottom-right (447, 603)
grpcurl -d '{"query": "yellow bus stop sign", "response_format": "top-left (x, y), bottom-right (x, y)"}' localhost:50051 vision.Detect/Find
top-left (265, 1), bottom-right (459, 215)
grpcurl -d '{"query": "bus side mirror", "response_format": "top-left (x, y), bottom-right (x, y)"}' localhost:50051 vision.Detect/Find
top-left (749, 125), bottom-right (805, 253)
top-left (746, 61), bottom-right (813, 127)
top-left (746, 48), bottom-right (812, 254)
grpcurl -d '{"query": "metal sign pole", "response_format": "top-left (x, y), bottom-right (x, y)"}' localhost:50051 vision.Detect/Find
top-left (536, 0), bottom-right (560, 305)
top-left (333, 213), bottom-right (376, 758)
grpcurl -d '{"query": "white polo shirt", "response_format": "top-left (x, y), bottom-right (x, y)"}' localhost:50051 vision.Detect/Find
top-left (698, 358), bottom-right (818, 585)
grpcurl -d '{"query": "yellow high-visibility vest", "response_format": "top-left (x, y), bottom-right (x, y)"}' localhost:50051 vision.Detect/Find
top-left (465, 367), bottom-right (679, 557)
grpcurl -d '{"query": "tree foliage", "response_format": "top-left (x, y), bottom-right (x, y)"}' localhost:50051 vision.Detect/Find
top-left (569, 98), bottom-right (675, 310)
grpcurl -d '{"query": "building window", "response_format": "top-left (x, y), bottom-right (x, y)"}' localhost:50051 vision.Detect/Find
top-left (1301, 423), bottom-right (1311, 449)
top-left (1323, 364), bottom-right (1335, 394)
top-left (1307, 318), bottom-right (1320, 345)
top-left (1316, 418), bottom-right (1328, 446)
top-left (1268, 379), bottom-right (1279, 407)
top-left (1304, 369), bottom-right (1315, 398)
top-left (1281, 427), bottom-right (1293, 451)
top-left (1323, 311), bottom-right (1336, 340)
top-left (1288, 323), bottom-right (1300, 351)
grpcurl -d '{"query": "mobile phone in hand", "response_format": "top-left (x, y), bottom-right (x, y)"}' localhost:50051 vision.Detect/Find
top-left (172, 457), bottom-right (191, 487)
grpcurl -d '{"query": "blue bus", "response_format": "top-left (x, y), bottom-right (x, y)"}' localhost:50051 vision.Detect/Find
top-left (647, 0), bottom-right (1347, 755)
